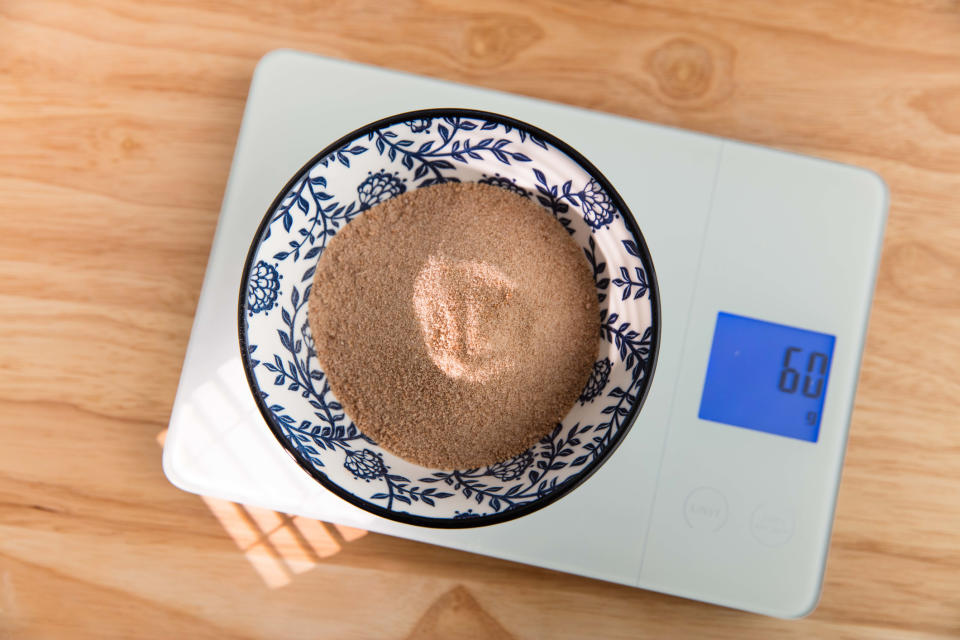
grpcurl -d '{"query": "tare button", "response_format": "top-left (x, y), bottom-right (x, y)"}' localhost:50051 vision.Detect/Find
top-left (683, 487), bottom-right (728, 532)
top-left (750, 502), bottom-right (796, 546)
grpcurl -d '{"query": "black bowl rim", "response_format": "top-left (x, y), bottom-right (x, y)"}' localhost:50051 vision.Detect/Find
top-left (238, 107), bottom-right (661, 529)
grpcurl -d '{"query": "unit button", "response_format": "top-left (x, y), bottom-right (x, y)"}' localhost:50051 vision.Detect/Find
top-left (683, 487), bottom-right (728, 532)
top-left (750, 502), bottom-right (795, 546)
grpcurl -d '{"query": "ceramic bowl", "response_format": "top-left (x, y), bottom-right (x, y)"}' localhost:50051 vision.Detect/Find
top-left (239, 109), bottom-right (659, 528)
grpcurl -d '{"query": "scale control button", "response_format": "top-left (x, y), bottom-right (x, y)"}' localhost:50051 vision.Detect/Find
top-left (683, 487), bottom-right (728, 532)
top-left (750, 502), bottom-right (795, 546)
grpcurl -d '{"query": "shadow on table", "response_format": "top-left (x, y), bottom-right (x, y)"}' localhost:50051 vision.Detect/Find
top-left (157, 428), bottom-right (367, 588)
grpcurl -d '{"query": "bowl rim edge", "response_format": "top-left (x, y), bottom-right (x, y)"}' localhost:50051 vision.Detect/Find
top-left (237, 107), bottom-right (662, 529)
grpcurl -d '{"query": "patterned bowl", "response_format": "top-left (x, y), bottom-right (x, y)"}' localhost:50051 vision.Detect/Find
top-left (239, 109), bottom-right (659, 528)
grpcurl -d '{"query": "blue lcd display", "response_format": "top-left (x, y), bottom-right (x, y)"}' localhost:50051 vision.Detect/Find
top-left (698, 312), bottom-right (836, 442)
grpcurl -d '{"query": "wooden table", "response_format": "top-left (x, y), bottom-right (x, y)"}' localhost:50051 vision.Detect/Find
top-left (2, 1), bottom-right (959, 637)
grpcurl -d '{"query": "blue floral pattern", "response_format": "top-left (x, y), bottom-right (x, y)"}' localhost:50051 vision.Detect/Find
top-left (576, 179), bottom-right (617, 229)
top-left (241, 112), bottom-right (658, 525)
top-left (300, 320), bottom-right (315, 356)
top-left (580, 358), bottom-right (613, 404)
top-left (344, 449), bottom-right (387, 481)
top-left (405, 118), bottom-right (431, 133)
top-left (246, 260), bottom-right (281, 314)
top-left (478, 173), bottom-right (529, 198)
top-left (357, 170), bottom-right (406, 209)
top-left (487, 450), bottom-right (534, 481)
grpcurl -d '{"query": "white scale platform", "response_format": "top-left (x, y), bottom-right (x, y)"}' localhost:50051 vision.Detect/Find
top-left (164, 50), bottom-right (887, 618)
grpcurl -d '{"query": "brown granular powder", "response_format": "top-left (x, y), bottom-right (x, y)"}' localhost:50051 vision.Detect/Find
top-left (308, 182), bottom-right (598, 469)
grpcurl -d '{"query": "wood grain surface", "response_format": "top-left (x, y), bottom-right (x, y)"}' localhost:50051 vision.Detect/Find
top-left (1, 1), bottom-right (959, 638)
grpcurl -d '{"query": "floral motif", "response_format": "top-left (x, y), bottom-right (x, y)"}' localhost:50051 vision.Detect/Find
top-left (344, 448), bottom-right (387, 481)
top-left (242, 112), bottom-right (657, 524)
top-left (578, 179), bottom-right (616, 229)
top-left (301, 320), bottom-right (315, 356)
top-left (478, 173), bottom-right (529, 198)
top-left (246, 260), bottom-right (281, 314)
top-left (488, 450), bottom-right (534, 481)
top-left (405, 118), bottom-right (431, 133)
top-left (357, 170), bottom-right (406, 209)
top-left (580, 358), bottom-right (613, 404)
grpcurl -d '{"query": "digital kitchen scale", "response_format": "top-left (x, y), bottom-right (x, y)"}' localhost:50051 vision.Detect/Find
top-left (163, 50), bottom-right (888, 618)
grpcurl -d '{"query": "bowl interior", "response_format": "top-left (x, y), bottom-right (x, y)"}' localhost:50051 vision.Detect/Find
top-left (240, 110), bottom-right (658, 527)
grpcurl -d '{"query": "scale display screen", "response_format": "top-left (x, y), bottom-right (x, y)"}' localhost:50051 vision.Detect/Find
top-left (699, 312), bottom-right (836, 442)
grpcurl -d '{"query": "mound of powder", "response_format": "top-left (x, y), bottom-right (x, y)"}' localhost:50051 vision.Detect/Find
top-left (308, 181), bottom-right (598, 469)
